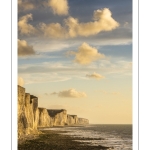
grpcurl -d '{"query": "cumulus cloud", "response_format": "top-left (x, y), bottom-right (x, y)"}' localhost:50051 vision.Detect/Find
top-left (18, 77), bottom-right (24, 86)
top-left (39, 8), bottom-right (119, 38)
top-left (51, 89), bottom-right (87, 98)
top-left (86, 72), bottom-right (105, 80)
top-left (18, 39), bottom-right (35, 56)
top-left (18, 0), bottom-right (35, 12)
top-left (48, 0), bottom-right (69, 15)
top-left (68, 42), bottom-right (105, 65)
top-left (18, 14), bottom-right (37, 35)
top-left (39, 22), bottom-right (66, 38)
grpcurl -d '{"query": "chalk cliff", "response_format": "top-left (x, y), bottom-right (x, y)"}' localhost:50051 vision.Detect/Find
top-left (18, 86), bottom-right (39, 138)
top-left (47, 109), bottom-right (67, 126)
top-left (18, 86), bottom-right (28, 137)
top-left (25, 94), bottom-right (39, 133)
top-left (38, 108), bottom-right (52, 127)
top-left (77, 118), bottom-right (89, 125)
top-left (66, 115), bottom-right (78, 125)
top-left (18, 85), bottom-right (89, 138)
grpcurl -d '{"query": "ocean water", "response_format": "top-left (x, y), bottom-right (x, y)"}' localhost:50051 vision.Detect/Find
top-left (43, 124), bottom-right (132, 150)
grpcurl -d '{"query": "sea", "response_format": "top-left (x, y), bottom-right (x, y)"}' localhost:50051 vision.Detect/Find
top-left (43, 124), bottom-right (132, 150)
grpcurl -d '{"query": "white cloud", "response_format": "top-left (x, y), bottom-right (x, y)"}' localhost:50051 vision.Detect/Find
top-left (18, 77), bottom-right (24, 86)
top-left (52, 89), bottom-right (87, 98)
top-left (18, 39), bottom-right (35, 56)
top-left (18, 14), bottom-right (37, 35)
top-left (48, 0), bottom-right (69, 15)
top-left (18, 60), bottom-right (132, 84)
top-left (39, 8), bottom-right (119, 38)
top-left (86, 72), bottom-right (105, 80)
top-left (39, 22), bottom-right (66, 38)
top-left (65, 8), bottom-right (119, 37)
top-left (68, 42), bottom-right (105, 65)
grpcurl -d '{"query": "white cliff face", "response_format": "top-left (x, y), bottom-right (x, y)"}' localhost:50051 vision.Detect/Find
top-left (30, 96), bottom-right (39, 130)
top-left (38, 108), bottom-right (52, 127)
top-left (18, 86), bottom-right (39, 138)
top-left (77, 118), bottom-right (89, 125)
top-left (25, 94), bottom-right (39, 134)
top-left (47, 109), bottom-right (67, 126)
top-left (18, 86), bottom-right (28, 137)
top-left (25, 93), bottom-right (34, 133)
top-left (18, 86), bottom-right (89, 138)
top-left (66, 115), bottom-right (78, 125)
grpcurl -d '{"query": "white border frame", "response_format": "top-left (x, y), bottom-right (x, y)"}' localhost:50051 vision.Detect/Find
top-left (10, 0), bottom-right (141, 149)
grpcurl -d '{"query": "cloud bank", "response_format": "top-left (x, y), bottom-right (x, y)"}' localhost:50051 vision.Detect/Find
top-left (48, 0), bottom-right (69, 15)
top-left (51, 89), bottom-right (87, 98)
top-left (18, 39), bottom-right (35, 56)
top-left (86, 72), bottom-right (105, 80)
top-left (68, 42), bottom-right (105, 65)
top-left (40, 8), bottom-right (119, 38)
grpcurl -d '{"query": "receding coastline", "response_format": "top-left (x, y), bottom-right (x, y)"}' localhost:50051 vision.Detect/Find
top-left (18, 85), bottom-right (96, 149)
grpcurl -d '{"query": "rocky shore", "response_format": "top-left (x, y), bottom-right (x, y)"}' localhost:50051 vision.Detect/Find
top-left (18, 129), bottom-right (114, 150)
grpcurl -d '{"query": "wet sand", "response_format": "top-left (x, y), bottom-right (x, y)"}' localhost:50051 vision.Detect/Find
top-left (18, 130), bottom-right (114, 150)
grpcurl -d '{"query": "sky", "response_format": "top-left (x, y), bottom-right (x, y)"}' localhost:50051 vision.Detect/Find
top-left (18, 0), bottom-right (132, 124)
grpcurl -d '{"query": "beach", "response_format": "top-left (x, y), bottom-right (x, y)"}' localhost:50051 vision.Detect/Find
top-left (18, 129), bottom-right (113, 150)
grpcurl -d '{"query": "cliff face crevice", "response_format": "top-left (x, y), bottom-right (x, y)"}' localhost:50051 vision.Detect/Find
top-left (18, 85), bottom-right (89, 138)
